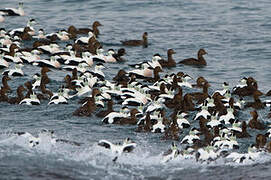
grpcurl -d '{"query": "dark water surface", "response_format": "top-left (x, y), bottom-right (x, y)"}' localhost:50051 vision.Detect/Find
top-left (1, 0), bottom-right (271, 179)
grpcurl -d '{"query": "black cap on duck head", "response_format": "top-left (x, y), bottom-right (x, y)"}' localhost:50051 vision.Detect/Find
top-left (223, 82), bottom-right (229, 86)
top-left (96, 63), bottom-right (104, 67)
top-left (108, 48), bottom-right (114, 52)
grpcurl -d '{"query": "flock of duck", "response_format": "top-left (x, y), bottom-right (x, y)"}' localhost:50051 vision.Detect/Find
top-left (1, 2), bottom-right (271, 164)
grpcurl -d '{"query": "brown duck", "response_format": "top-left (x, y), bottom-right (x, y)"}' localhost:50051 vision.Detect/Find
top-left (248, 110), bottom-right (265, 130)
top-left (192, 76), bottom-right (208, 88)
top-left (96, 100), bottom-right (114, 118)
top-left (158, 49), bottom-right (176, 68)
top-left (2, 75), bottom-right (11, 93)
top-left (233, 77), bottom-right (262, 97)
top-left (0, 86), bottom-right (9, 102)
top-left (73, 88), bottom-right (101, 117)
top-left (189, 81), bottom-right (210, 104)
top-left (121, 32), bottom-right (148, 48)
top-left (234, 121), bottom-right (251, 138)
top-left (136, 112), bottom-right (152, 132)
top-left (255, 134), bottom-right (267, 149)
top-left (67, 25), bottom-right (77, 39)
top-left (8, 85), bottom-right (26, 104)
top-left (77, 21), bottom-right (103, 37)
top-left (40, 66), bottom-right (51, 85)
top-left (145, 66), bottom-right (163, 83)
top-left (178, 49), bottom-right (207, 66)
top-left (244, 91), bottom-right (265, 109)
top-left (115, 109), bottom-right (140, 125)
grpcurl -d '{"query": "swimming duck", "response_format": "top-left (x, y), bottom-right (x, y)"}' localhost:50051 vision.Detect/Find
top-left (48, 89), bottom-right (69, 105)
top-left (56, 30), bottom-right (70, 41)
top-left (181, 128), bottom-right (201, 145)
top-left (226, 145), bottom-right (262, 163)
top-left (121, 32), bottom-right (148, 48)
top-left (98, 138), bottom-right (136, 159)
top-left (33, 56), bottom-right (61, 69)
top-left (145, 66), bottom-right (163, 83)
top-left (0, 86), bottom-right (9, 102)
top-left (104, 48), bottom-right (126, 63)
top-left (158, 49), bottom-right (176, 68)
top-left (161, 142), bottom-right (181, 163)
top-left (233, 77), bottom-right (262, 97)
top-left (72, 88), bottom-right (101, 116)
top-left (77, 21), bottom-right (103, 37)
top-left (1, 75), bottom-right (11, 93)
top-left (178, 74), bottom-right (193, 89)
top-left (96, 99), bottom-right (114, 118)
top-left (163, 116), bottom-right (180, 140)
top-left (8, 85), bottom-right (26, 104)
top-left (102, 107), bottom-right (130, 124)
top-left (195, 145), bottom-right (218, 162)
top-left (114, 109), bottom-right (140, 125)
top-left (0, 2), bottom-right (25, 16)
top-left (189, 81), bottom-right (210, 104)
top-left (38, 43), bottom-right (61, 54)
top-left (233, 121), bottom-right (251, 138)
top-left (214, 82), bottom-right (229, 96)
top-left (219, 107), bottom-right (235, 125)
top-left (9, 19), bottom-right (36, 37)
top-left (40, 66), bottom-right (51, 85)
top-left (207, 113), bottom-right (222, 128)
top-left (3, 63), bottom-right (24, 76)
top-left (136, 112), bottom-right (152, 132)
top-left (33, 29), bottom-right (46, 39)
top-left (152, 115), bottom-right (166, 133)
top-left (255, 134), bottom-right (267, 149)
top-left (178, 49), bottom-right (207, 66)
top-left (194, 102), bottom-right (211, 120)
top-left (75, 32), bottom-right (95, 45)
top-left (248, 110), bottom-right (265, 130)
top-left (20, 49), bottom-right (41, 64)
top-left (176, 112), bottom-right (190, 128)
top-left (212, 134), bottom-right (239, 150)
top-left (244, 91), bottom-right (265, 109)
top-left (19, 93), bottom-right (40, 105)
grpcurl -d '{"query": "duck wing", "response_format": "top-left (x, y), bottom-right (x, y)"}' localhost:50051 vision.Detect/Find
top-left (0, 9), bottom-right (18, 16)
top-left (122, 143), bottom-right (136, 153)
top-left (178, 58), bottom-right (198, 65)
top-left (121, 40), bottom-right (142, 46)
top-left (98, 139), bottom-right (113, 149)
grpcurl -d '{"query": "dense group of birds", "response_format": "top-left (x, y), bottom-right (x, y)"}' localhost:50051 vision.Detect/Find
top-left (1, 2), bottom-right (271, 164)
